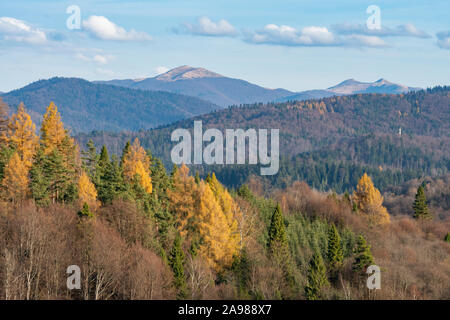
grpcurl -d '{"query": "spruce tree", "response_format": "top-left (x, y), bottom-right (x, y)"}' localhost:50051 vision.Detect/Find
top-left (169, 234), bottom-right (186, 299)
top-left (268, 203), bottom-right (288, 255)
top-left (327, 224), bottom-right (344, 274)
top-left (78, 202), bottom-right (93, 218)
top-left (120, 140), bottom-right (130, 166)
top-left (413, 185), bottom-right (431, 220)
top-left (352, 235), bottom-right (374, 273)
top-left (304, 252), bottom-right (329, 300)
top-left (81, 139), bottom-right (98, 178)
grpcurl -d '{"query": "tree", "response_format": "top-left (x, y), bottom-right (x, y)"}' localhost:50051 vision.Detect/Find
top-left (352, 235), bottom-right (374, 273)
top-left (353, 173), bottom-right (390, 225)
top-left (197, 181), bottom-right (239, 271)
top-left (6, 103), bottom-right (39, 169)
top-left (122, 138), bottom-right (152, 194)
top-left (412, 185), bottom-right (431, 220)
top-left (81, 139), bottom-right (98, 179)
top-left (169, 234), bottom-right (187, 299)
top-left (40, 102), bottom-right (69, 154)
top-left (78, 171), bottom-right (99, 212)
top-left (1, 152), bottom-right (29, 202)
top-left (78, 202), bottom-right (94, 218)
top-left (304, 252), bottom-right (329, 300)
top-left (444, 233), bottom-right (450, 243)
top-left (0, 97), bottom-right (9, 143)
top-left (168, 164), bottom-right (197, 237)
top-left (268, 203), bottom-right (288, 256)
top-left (327, 224), bottom-right (343, 274)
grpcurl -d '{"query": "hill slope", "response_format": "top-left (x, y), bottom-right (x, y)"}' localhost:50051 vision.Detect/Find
top-left (2, 77), bottom-right (219, 133)
top-left (76, 86), bottom-right (450, 193)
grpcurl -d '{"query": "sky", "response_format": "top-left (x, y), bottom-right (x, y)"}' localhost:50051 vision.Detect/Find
top-left (0, 0), bottom-right (449, 92)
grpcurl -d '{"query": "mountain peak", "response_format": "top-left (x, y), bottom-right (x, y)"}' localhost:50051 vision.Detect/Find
top-left (155, 65), bottom-right (223, 82)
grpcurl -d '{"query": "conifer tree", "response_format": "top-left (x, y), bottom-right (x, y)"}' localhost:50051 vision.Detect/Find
top-left (40, 102), bottom-right (69, 154)
top-left (352, 235), bottom-right (374, 273)
top-left (444, 233), bottom-right (450, 243)
top-left (353, 173), bottom-right (390, 225)
top-left (1, 152), bottom-right (29, 202)
top-left (122, 138), bottom-right (152, 194)
top-left (97, 155), bottom-right (126, 204)
top-left (327, 224), bottom-right (344, 274)
top-left (78, 202), bottom-right (94, 218)
top-left (81, 139), bottom-right (98, 178)
top-left (168, 234), bottom-right (187, 299)
top-left (99, 145), bottom-right (109, 167)
top-left (197, 181), bottom-right (239, 270)
top-left (413, 185), bottom-right (432, 220)
top-left (0, 97), bottom-right (9, 143)
top-left (78, 170), bottom-right (99, 212)
top-left (6, 103), bottom-right (39, 169)
top-left (268, 203), bottom-right (288, 256)
top-left (120, 140), bottom-right (131, 166)
top-left (304, 252), bottom-right (329, 300)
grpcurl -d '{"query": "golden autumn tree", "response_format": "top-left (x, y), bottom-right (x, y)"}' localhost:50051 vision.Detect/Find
top-left (168, 164), bottom-right (197, 237)
top-left (197, 181), bottom-right (239, 271)
top-left (78, 170), bottom-right (100, 212)
top-left (122, 138), bottom-right (152, 194)
top-left (40, 102), bottom-right (69, 154)
top-left (6, 103), bottom-right (39, 168)
top-left (1, 152), bottom-right (29, 202)
top-left (207, 173), bottom-right (240, 248)
top-left (353, 173), bottom-right (390, 225)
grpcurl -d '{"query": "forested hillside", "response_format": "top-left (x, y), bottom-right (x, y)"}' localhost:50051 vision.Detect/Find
top-left (0, 99), bottom-right (448, 300)
top-left (1, 77), bottom-right (219, 133)
top-left (76, 87), bottom-right (450, 197)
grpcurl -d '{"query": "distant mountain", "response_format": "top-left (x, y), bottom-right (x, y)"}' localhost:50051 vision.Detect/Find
top-left (1, 77), bottom-right (218, 133)
top-left (328, 78), bottom-right (420, 95)
top-left (277, 78), bottom-right (421, 102)
top-left (96, 65), bottom-right (294, 107)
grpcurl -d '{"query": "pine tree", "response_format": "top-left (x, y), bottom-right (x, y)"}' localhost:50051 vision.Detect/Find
top-left (304, 252), bottom-right (329, 300)
top-left (352, 235), bottom-right (374, 273)
top-left (1, 152), bottom-right (29, 202)
top-left (6, 103), bottom-right (39, 169)
top-left (353, 173), bottom-right (390, 225)
top-left (327, 224), bottom-right (344, 274)
top-left (168, 234), bottom-right (187, 299)
top-left (413, 185), bottom-right (432, 220)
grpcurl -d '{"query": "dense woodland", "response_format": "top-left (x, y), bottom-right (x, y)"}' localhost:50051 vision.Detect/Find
top-left (0, 98), bottom-right (449, 300)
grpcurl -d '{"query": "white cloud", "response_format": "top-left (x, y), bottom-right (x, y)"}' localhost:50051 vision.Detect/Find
top-left (177, 16), bottom-right (237, 37)
top-left (155, 66), bottom-right (169, 74)
top-left (82, 16), bottom-right (152, 41)
top-left (332, 23), bottom-right (430, 38)
top-left (0, 17), bottom-right (47, 44)
top-left (245, 24), bottom-right (388, 48)
top-left (246, 24), bottom-right (337, 46)
top-left (76, 53), bottom-right (114, 65)
top-left (436, 31), bottom-right (450, 49)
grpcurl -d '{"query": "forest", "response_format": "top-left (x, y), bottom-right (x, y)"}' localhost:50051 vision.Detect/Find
top-left (0, 98), bottom-right (449, 300)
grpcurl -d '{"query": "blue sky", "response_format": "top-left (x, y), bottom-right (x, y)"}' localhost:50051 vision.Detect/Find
top-left (0, 0), bottom-right (449, 92)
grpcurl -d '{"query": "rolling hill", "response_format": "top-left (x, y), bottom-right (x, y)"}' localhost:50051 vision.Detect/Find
top-left (1, 77), bottom-right (219, 133)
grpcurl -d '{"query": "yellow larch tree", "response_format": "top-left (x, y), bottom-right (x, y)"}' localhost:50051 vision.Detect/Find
top-left (40, 102), bottom-right (71, 154)
top-left (168, 164), bottom-right (197, 237)
top-left (78, 170), bottom-right (100, 212)
top-left (353, 173), bottom-right (390, 225)
top-left (197, 181), bottom-right (239, 271)
top-left (122, 138), bottom-right (152, 194)
top-left (1, 152), bottom-right (29, 202)
top-left (6, 103), bottom-right (39, 169)
top-left (208, 173), bottom-right (241, 248)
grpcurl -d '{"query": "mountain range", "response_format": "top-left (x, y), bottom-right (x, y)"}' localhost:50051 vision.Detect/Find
top-left (97, 65), bottom-right (421, 106)
top-left (0, 66), bottom-right (422, 133)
